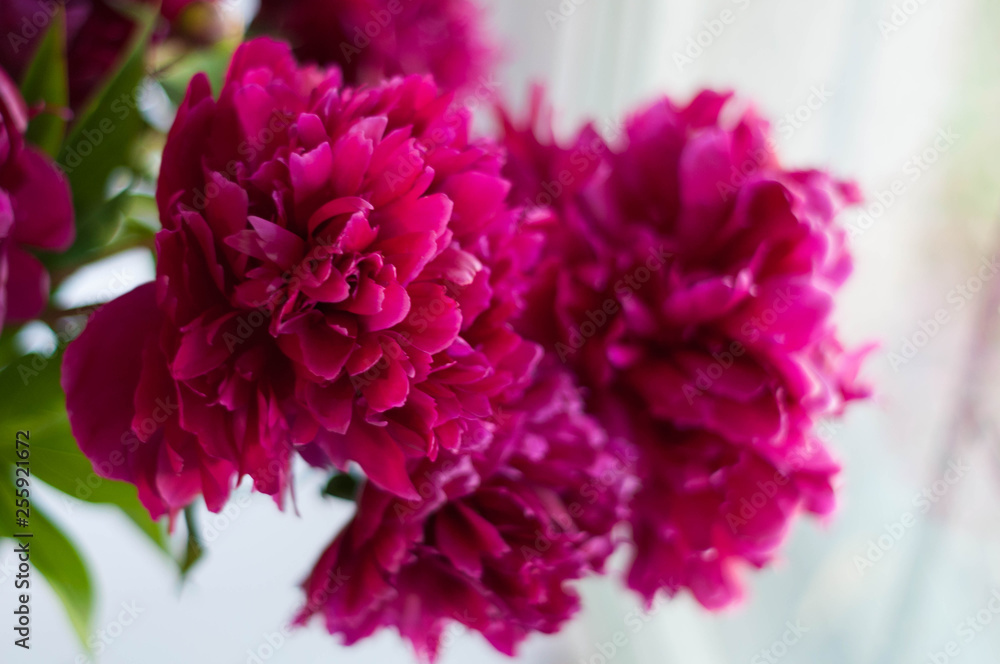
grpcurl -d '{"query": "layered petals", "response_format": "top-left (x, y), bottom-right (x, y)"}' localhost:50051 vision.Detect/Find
top-left (254, 0), bottom-right (495, 91)
top-left (0, 66), bottom-right (74, 331)
top-left (499, 89), bottom-right (868, 608)
top-left (64, 38), bottom-right (527, 520)
top-left (296, 364), bottom-right (628, 660)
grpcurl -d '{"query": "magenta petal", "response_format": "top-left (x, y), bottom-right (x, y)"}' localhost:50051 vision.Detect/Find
top-left (362, 353), bottom-right (410, 412)
top-left (8, 147), bottom-right (75, 251)
top-left (327, 423), bottom-right (419, 499)
top-left (4, 246), bottom-right (48, 320)
top-left (63, 284), bottom-right (162, 485)
top-left (303, 379), bottom-right (354, 434)
top-left (293, 319), bottom-right (355, 380)
top-left (330, 126), bottom-right (374, 196)
top-left (397, 283), bottom-right (461, 354)
top-left (363, 271), bottom-right (410, 331)
top-left (171, 321), bottom-right (231, 380)
top-left (291, 142), bottom-right (334, 208)
top-left (248, 216), bottom-right (307, 268)
top-left (435, 506), bottom-right (484, 576)
top-left (0, 191), bottom-right (14, 237)
top-left (440, 172), bottom-right (509, 238)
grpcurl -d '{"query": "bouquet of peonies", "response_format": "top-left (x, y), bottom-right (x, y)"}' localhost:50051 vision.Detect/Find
top-left (0, 0), bottom-right (867, 659)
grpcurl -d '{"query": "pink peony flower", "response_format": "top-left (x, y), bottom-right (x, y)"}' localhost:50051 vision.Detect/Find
top-left (498, 90), bottom-right (868, 608)
top-left (254, 0), bottom-right (495, 92)
top-left (0, 0), bottom-right (217, 109)
top-left (0, 66), bottom-right (74, 332)
top-left (63, 38), bottom-right (530, 519)
top-left (296, 361), bottom-right (627, 660)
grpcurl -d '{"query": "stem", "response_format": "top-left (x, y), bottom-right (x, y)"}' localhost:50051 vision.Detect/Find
top-left (180, 506), bottom-right (204, 577)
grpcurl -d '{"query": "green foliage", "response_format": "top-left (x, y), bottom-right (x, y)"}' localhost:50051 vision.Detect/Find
top-left (158, 37), bottom-right (241, 104)
top-left (0, 479), bottom-right (93, 645)
top-left (56, 4), bottom-right (159, 265)
top-left (323, 472), bottom-right (361, 501)
top-left (0, 349), bottom-right (167, 646)
top-left (19, 6), bottom-right (68, 158)
top-left (0, 0), bottom-right (253, 648)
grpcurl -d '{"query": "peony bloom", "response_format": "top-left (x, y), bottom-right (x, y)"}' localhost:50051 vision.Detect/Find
top-left (0, 0), bottom-right (218, 109)
top-left (254, 0), bottom-right (495, 92)
top-left (63, 37), bottom-right (530, 520)
top-left (499, 90), bottom-right (868, 608)
top-left (296, 362), bottom-right (627, 660)
top-left (0, 66), bottom-right (74, 332)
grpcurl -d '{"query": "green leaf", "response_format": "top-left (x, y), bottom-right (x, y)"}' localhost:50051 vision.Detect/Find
top-left (0, 477), bottom-right (94, 645)
top-left (158, 37), bottom-right (240, 105)
top-left (122, 192), bottom-right (161, 234)
top-left (57, 4), bottom-right (158, 262)
top-left (0, 352), bottom-right (65, 426)
top-left (65, 183), bottom-right (136, 262)
top-left (0, 353), bottom-right (169, 554)
top-left (180, 506), bottom-right (204, 577)
top-left (29, 417), bottom-right (169, 552)
top-left (0, 329), bottom-right (19, 370)
top-left (20, 6), bottom-right (68, 157)
top-left (323, 472), bottom-right (360, 501)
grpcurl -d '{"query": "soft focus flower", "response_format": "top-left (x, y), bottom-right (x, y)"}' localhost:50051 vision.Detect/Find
top-left (499, 89), bottom-right (868, 608)
top-left (0, 66), bottom-right (74, 332)
top-left (63, 37), bottom-right (529, 520)
top-left (254, 0), bottom-right (495, 92)
top-left (296, 362), bottom-right (627, 660)
top-left (0, 0), bottom-right (218, 109)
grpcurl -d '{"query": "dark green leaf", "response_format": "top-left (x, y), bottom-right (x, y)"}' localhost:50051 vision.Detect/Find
top-left (180, 506), bottom-right (204, 576)
top-left (0, 353), bottom-right (169, 553)
top-left (323, 472), bottom-right (360, 501)
top-left (158, 37), bottom-right (240, 105)
top-left (0, 352), bottom-right (65, 426)
top-left (57, 4), bottom-right (158, 261)
top-left (0, 329), bottom-right (19, 370)
top-left (20, 6), bottom-right (68, 157)
top-left (0, 478), bottom-right (94, 645)
top-left (29, 416), bottom-right (169, 552)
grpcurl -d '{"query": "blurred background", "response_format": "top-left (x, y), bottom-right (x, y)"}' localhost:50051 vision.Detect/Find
top-left (6, 0), bottom-right (1000, 662)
